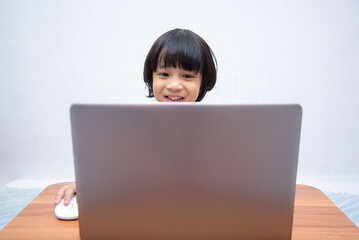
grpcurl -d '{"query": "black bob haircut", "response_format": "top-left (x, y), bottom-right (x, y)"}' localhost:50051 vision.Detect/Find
top-left (144, 28), bottom-right (217, 102)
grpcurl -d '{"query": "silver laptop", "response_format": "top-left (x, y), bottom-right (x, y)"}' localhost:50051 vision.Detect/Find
top-left (71, 103), bottom-right (302, 240)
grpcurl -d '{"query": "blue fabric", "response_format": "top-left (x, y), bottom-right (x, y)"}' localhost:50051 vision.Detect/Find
top-left (326, 192), bottom-right (359, 227)
top-left (0, 186), bottom-right (42, 230)
top-left (0, 187), bottom-right (358, 230)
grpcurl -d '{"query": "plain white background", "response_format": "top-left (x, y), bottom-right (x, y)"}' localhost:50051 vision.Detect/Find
top-left (1, 0), bottom-right (358, 192)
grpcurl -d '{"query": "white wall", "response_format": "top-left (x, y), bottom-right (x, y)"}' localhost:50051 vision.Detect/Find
top-left (1, 0), bottom-right (358, 190)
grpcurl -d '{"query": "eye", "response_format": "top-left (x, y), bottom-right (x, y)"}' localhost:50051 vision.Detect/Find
top-left (183, 74), bottom-right (194, 79)
top-left (158, 73), bottom-right (169, 77)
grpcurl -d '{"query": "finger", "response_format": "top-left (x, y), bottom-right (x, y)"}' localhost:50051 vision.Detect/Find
top-left (54, 186), bottom-right (67, 205)
top-left (63, 186), bottom-right (76, 206)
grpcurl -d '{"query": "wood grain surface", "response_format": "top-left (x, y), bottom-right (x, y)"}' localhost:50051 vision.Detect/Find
top-left (0, 183), bottom-right (358, 239)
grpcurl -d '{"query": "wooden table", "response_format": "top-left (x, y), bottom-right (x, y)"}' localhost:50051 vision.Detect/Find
top-left (1, 183), bottom-right (358, 239)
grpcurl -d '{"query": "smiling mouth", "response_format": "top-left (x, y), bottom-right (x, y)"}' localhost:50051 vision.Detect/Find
top-left (166, 96), bottom-right (184, 101)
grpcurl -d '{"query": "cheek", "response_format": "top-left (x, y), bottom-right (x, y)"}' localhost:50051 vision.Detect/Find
top-left (152, 78), bottom-right (162, 99)
top-left (186, 81), bottom-right (201, 101)
top-left (193, 79), bottom-right (202, 95)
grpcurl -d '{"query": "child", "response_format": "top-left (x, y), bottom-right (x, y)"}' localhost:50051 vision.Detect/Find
top-left (54, 28), bottom-right (218, 206)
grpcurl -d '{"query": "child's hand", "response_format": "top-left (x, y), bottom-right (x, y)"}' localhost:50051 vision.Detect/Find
top-left (54, 182), bottom-right (76, 206)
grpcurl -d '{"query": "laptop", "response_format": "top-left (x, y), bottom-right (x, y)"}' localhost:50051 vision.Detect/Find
top-left (71, 103), bottom-right (302, 240)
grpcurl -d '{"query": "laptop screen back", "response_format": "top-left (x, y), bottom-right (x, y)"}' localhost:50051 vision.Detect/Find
top-left (71, 103), bottom-right (302, 240)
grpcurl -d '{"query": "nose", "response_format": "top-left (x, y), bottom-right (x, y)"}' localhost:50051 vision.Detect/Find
top-left (166, 76), bottom-right (183, 91)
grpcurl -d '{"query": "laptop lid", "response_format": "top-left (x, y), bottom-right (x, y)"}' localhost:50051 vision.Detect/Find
top-left (71, 103), bottom-right (302, 240)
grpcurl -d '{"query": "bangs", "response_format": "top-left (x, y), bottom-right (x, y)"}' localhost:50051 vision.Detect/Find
top-left (152, 33), bottom-right (203, 74)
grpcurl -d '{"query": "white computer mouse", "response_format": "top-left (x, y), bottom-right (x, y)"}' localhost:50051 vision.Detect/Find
top-left (54, 195), bottom-right (78, 220)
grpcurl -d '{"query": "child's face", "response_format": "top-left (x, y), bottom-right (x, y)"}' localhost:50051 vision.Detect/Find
top-left (152, 66), bottom-right (202, 102)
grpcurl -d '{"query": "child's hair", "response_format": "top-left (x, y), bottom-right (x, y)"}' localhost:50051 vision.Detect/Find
top-left (143, 28), bottom-right (217, 102)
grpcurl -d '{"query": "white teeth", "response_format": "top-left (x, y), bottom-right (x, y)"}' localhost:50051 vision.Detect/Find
top-left (168, 96), bottom-right (183, 100)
